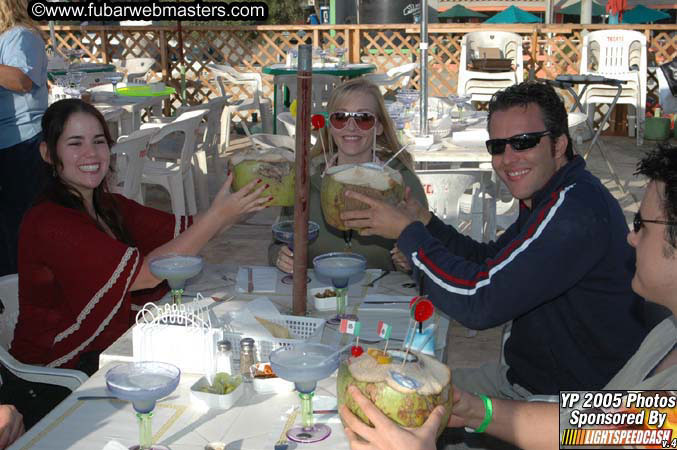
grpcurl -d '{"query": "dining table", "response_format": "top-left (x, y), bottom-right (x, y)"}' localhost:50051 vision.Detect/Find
top-left (11, 262), bottom-right (450, 450)
top-left (90, 88), bottom-right (172, 136)
top-left (262, 63), bottom-right (377, 133)
top-left (47, 63), bottom-right (117, 82)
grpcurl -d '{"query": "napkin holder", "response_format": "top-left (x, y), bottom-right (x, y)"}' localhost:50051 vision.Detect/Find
top-left (133, 296), bottom-right (220, 375)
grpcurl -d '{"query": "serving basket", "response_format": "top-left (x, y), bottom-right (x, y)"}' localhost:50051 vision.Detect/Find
top-left (222, 314), bottom-right (326, 366)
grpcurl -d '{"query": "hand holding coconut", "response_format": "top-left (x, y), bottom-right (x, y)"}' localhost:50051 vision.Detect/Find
top-left (340, 386), bottom-right (446, 450)
top-left (209, 172), bottom-right (271, 228)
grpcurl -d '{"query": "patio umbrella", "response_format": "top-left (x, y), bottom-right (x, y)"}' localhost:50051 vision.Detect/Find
top-left (558, 1), bottom-right (605, 16)
top-left (621, 4), bottom-right (670, 23)
top-left (439, 5), bottom-right (487, 19)
top-left (485, 6), bottom-right (542, 24)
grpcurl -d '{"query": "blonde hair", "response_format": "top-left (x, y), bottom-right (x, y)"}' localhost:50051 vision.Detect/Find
top-left (313, 78), bottom-right (413, 170)
top-left (0, 0), bottom-right (40, 35)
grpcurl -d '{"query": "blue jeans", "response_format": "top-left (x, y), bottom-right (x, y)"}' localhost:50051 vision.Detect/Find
top-left (0, 133), bottom-right (45, 276)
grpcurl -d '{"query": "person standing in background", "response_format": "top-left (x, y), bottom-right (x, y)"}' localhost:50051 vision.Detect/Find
top-left (0, 0), bottom-right (48, 276)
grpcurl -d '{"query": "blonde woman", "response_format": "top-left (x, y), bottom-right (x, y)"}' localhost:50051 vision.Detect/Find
top-left (0, 0), bottom-right (48, 276)
top-left (269, 78), bottom-right (427, 272)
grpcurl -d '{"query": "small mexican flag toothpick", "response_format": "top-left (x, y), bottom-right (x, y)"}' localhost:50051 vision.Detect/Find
top-left (377, 320), bottom-right (392, 353)
top-left (340, 318), bottom-right (363, 355)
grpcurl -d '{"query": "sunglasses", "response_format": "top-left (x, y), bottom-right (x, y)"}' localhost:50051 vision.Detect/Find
top-left (632, 211), bottom-right (677, 233)
top-left (486, 130), bottom-right (551, 155)
top-left (329, 111), bottom-right (377, 131)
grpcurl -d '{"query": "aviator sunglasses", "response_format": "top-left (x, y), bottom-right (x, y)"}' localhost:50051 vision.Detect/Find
top-left (633, 210), bottom-right (677, 233)
top-left (329, 111), bottom-right (377, 131)
top-left (486, 130), bottom-right (551, 156)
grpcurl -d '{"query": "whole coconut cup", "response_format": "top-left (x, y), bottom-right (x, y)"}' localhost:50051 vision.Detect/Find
top-left (231, 147), bottom-right (295, 206)
top-left (337, 350), bottom-right (453, 436)
top-left (321, 163), bottom-right (404, 231)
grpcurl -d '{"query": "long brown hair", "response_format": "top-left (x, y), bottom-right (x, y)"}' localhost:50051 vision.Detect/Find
top-left (0, 0), bottom-right (41, 35)
top-left (312, 78), bottom-right (414, 170)
top-left (39, 99), bottom-right (134, 246)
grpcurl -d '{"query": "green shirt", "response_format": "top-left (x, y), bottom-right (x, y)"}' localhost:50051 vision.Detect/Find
top-left (269, 158), bottom-right (427, 270)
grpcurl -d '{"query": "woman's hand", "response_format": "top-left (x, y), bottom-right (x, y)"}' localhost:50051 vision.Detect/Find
top-left (0, 405), bottom-right (24, 449)
top-left (340, 385), bottom-right (444, 450)
top-left (211, 172), bottom-right (270, 228)
top-left (275, 245), bottom-right (294, 274)
top-left (390, 244), bottom-right (411, 272)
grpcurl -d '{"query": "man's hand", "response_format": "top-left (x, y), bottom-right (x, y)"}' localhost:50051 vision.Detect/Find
top-left (0, 405), bottom-right (24, 449)
top-left (340, 191), bottom-right (416, 239)
top-left (399, 187), bottom-right (432, 226)
top-left (340, 385), bottom-right (443, 450)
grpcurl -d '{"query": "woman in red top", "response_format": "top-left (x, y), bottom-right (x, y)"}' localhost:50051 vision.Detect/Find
top-left (12, 98), bottom-right (269, 374)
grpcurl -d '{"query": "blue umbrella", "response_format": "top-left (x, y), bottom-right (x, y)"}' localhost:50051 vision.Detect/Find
top-left (558, 1), bottom-right (605, 16)
top-left (485, 5), bottom-right (542, 24)
top-left (621, 4), bottom-right (670, 24)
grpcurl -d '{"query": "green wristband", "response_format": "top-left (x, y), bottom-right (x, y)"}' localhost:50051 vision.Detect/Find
top-left (471, 394), bottom-right (493, 433)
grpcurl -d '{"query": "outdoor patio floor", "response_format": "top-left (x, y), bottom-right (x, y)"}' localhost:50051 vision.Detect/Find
top-left (144, 132), bottom-right (666, 371)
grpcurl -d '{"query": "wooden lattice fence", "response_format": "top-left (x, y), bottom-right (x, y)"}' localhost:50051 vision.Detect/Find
top-left (42, 23), bottom-right (677, 120)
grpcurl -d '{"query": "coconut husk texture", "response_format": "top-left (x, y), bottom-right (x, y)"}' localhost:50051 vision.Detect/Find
top-left (321, 164), bottom-right (404, 231)
top-left (337, 351), bottom-right (453, 436)
top-left (231, 148), bottom-right (295, 206)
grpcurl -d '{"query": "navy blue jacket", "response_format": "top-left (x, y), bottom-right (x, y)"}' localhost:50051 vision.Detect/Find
top-left (397, 156), bottom-right (649, 394)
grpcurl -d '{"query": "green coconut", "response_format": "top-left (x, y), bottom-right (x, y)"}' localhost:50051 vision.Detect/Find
top-left (320, 163), bottom-right (404, 231)
top-left (231, 148), bottom-right (295, 206)
top-left (337, 350), bottom-right (453, 435)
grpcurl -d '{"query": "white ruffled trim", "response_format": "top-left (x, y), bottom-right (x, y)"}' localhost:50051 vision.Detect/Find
top-left (54, 247), bottom-right (136, 344)
top-left (47, 249), bottom-right (140, 368)
top-left (173, 214), bottom-right (182, 238)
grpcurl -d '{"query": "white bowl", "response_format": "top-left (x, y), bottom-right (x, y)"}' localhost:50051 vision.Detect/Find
top-left (250, 362), bottom-right (294, 394)
top-left (309, 287), bottom-right (342, 312)
top-left (190, 375), bottom-right (243, 410)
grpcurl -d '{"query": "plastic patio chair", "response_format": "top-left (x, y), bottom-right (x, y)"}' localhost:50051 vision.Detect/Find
top-left (0, 274), bottom-right (88, 391)
top-left (118, 57), bottom-right (156, 83)
top-left (140, 109), bottom-right (209, 216)
top-left (273, 73), bottom-right (341, 117)
top-left (111, 128), bottom-right (157, 204)
top-left (578, 29), bottom-right (647, 145)
top-left (458, 31), bottom-right (524, 103)
top-left (207, 63), bottom-right (273, 152)
top-left (363, 62), bottom-right (417, 96)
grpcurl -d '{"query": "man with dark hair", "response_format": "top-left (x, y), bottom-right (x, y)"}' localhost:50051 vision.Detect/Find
top-left (340, 144), bottom-right (677, 450)
top-left (341, 81), bottom-right (654, 399)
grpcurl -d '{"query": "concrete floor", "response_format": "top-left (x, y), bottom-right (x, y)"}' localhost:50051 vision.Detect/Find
top-left (144, 132), bottom-right (665, 370)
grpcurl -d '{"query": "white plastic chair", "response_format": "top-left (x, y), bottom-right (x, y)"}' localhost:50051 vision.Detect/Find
top-left (111, 128), bottom-right (157, 204)
top-left (207, 63), bottom-right (273, 152)
top-left (241, 121), bottom-right (295, 150)
top-left (364, 62), bottom-right (417, 96)
top-left (578, 29), bottom-right (647, 145)
top-left (273, 74), bottom-right (341, 118)
top-left (141, 109), bottom-right (209, 216)
top-left (276, 111), bottom-right (317, 145)
top-left (457, 31), bottom-right (524, 103)
top-left (0, 274), bottom-right (88, 391)
top-left (118, 57), bottom-right (156, 83)
top-left (416, 169), bottom-right (489, 241)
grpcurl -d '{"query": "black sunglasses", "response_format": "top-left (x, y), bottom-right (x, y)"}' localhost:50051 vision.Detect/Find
top-left (633, 211), bottom-right (677, 233)
top-left (486, 130), bottom-right (551, 155)
top-left (329, 111), bottom-right (376, 131)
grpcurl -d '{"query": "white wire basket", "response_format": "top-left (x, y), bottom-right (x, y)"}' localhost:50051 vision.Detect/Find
top-left (223, 315), bottom-right (326, 366)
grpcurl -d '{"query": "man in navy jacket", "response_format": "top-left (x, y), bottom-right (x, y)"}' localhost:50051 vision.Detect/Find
top-left (341, 82), bottom-right (652, 397)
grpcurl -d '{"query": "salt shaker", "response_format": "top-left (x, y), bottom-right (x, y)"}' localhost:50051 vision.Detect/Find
top-left (239, 338), bottom-right (257, 380)
top-left (215, 340), bottom-right (233, 375)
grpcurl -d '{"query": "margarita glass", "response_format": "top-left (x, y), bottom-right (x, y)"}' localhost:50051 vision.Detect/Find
top-left (313, 252), bottom-right (366, 324)
top-left (105, 72), bottom-right (125, 96)
top-left (269, 343), bottom-right (340, 443)
top-left (272, 220), bottom-right (320, 284)
top-left (106, 361), bottom-right (181, 450)
top-left (149, 255), bottom-right (203, 304)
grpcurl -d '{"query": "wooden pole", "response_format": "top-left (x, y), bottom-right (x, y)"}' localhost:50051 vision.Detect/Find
top-left (292, 44), bottom-right (313, 317)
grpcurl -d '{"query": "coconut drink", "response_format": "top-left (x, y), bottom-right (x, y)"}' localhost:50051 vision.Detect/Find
top-left (231, 147), bottom-right (295, 206)
top-left (337, 349), bottom-right (453, 435)
top-left (320, 163), bottom-right (404, 231)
